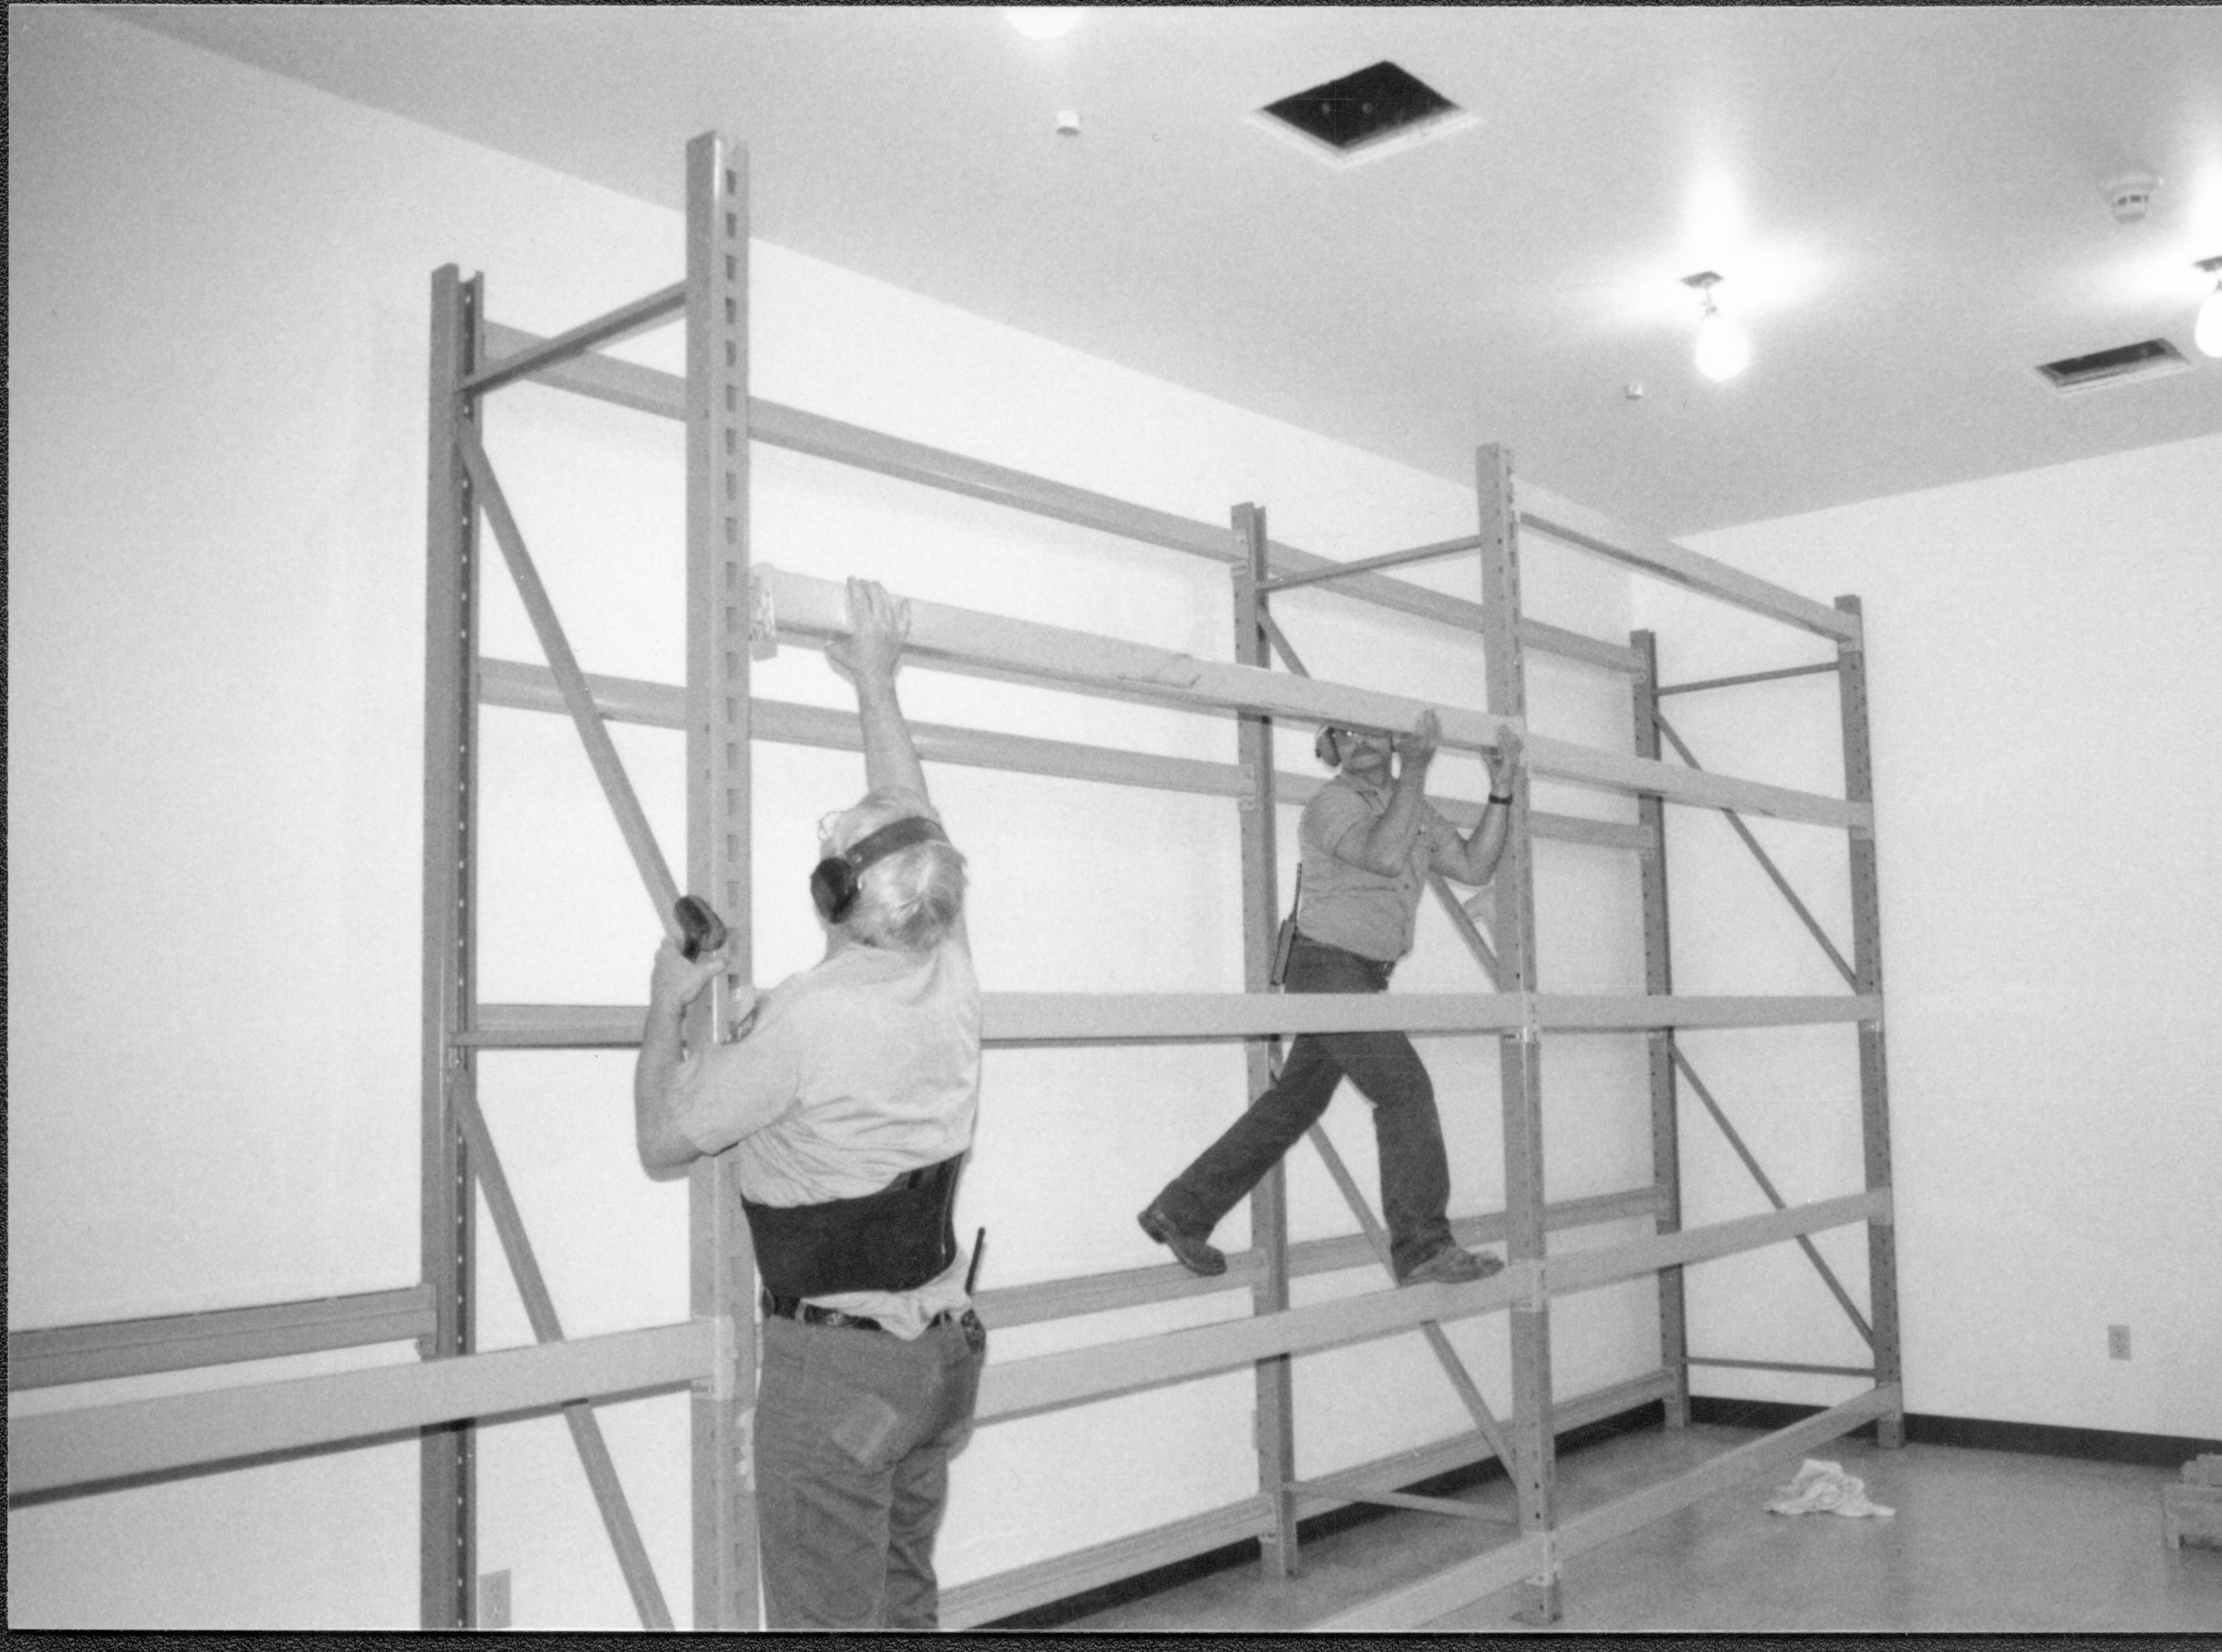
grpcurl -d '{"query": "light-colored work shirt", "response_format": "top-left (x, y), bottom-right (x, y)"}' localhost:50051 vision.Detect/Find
top-left (1296, 775), bottom-right (1466, 963)
top-left (671, 934), bottom-right (982, 1339)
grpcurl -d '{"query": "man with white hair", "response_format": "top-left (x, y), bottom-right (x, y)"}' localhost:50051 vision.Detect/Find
top-left (633, 578), bottom-right (983, 1630)
top-left (1140, 712), bottom-right (1523, 1286)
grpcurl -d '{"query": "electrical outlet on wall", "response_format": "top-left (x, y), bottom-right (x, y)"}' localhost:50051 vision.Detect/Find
top-left (478, 1569), bottom-right (512, 1630)
top-left (2108, 1323), bottom-right (2131, 1361)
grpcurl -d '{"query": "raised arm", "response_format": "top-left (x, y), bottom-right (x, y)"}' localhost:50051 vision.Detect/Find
top-left (1432, 726), bottom-right (1523, 886)
top-left (827, 577), bottom-right (968, 954)
top-left (829, 577), bottom-right (931, 803)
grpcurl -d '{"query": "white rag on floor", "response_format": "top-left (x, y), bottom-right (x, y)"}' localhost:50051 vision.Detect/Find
top-left (1765, 1457), bottom-right (1896, 1518)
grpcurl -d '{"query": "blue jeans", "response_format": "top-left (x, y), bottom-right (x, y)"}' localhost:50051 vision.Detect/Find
top-left (1152, 934), bottom-right (1456, 1278)
top-left (755, 1309), bottom-right (986, 1629)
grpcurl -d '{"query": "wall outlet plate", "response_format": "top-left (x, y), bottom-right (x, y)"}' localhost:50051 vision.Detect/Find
top-left (2107, 1323), bottom-right (2131, 1361)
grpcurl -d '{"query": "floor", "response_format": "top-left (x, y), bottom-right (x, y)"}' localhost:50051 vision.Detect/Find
top-left (1054, 1425), bottom-right (2222, 1634)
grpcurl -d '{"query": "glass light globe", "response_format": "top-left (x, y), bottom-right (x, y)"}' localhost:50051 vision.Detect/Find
top-left (1694, 306), bottom-right (1751, 382)
top-left (2196, 283), bottom-right (2222, 360)
top-left (1004, 7), bottom-right (1083, 40)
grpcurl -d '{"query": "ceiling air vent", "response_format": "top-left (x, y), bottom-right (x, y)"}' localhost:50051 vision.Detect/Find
top-left (1254, 60), bottom-right (1474, 168)
top-left (2034, 338), bottom-right (2190, 395)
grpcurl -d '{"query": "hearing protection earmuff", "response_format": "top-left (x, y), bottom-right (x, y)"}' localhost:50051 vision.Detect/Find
top-left (810, 816), bottom-right (948, 923)
top-left (1315, 726), bottom-right (1350, 767)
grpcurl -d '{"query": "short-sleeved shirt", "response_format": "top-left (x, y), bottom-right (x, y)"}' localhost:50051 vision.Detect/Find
top-left (671, 935), bottom-right (982, 1338)
top-left (1296, 775), bottom-right (1465, 963)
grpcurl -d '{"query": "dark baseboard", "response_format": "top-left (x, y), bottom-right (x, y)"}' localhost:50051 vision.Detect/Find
top-left (1689, 1394), bottom-right (2222, 1469)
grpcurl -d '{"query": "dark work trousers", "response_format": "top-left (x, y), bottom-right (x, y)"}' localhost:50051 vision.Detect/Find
top-left (755, 1307), bottom-right (987, 1630)
top-left (1151, 933), bottom-right (1456, 1278)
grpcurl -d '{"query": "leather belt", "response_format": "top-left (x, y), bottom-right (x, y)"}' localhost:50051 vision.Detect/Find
top-left (761, 1292), bottom-right (951, 1333)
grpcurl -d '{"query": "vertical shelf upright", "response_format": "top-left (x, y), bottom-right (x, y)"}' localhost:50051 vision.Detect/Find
top-left (1837, 595), bottom-right (1904, 1450)
top-left (1477, 445), bottom-right (1560, 1624)
top-left (420, 265), bottom-right (482, 1631)
top-left (683, 133), bottom-right (761, 1630)
top-left (1632, 630), bottom-right (1691, 1431)
top-left (1232, 503), bottom-right (1302, 1577)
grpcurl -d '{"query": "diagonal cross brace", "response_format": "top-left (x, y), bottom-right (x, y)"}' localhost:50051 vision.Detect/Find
top-left (1668, 1046), bottom-right (1873, 1345)
top-left (1652, 713), bottom-right (1856, 989)
top-left (457, 1092), bottom-right (675, 1629)
top-left (1430, 874), bottom-right (1503, 988)
top-left (460, 428), bottom-right (684, 937)
top-left (1302, 1121), bottom-right (1520, 1475)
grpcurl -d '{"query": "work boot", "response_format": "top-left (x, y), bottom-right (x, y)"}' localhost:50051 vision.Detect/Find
top-left (1138, 1202), bottom-right (1227, 1277)
top-left (1399, 1244), bottom-right (1503, 1287)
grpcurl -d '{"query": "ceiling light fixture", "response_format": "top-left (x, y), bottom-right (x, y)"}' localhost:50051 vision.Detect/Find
top-left (2196, 257), bottom-right (2222, 360)
top-left (1004, 7), bottom-right (1083, 42)
top-left (1682, 271), bottom-right (1751, 382)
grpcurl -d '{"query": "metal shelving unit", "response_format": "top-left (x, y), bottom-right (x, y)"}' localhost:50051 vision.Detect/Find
top-left (6, 132), bottom-right (1899, 1633)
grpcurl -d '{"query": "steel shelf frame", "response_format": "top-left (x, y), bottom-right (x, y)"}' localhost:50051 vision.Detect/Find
top-left (7, 133), bottom-right (1898, 1635)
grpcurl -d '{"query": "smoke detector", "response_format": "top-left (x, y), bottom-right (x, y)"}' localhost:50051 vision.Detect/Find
top-left (2103, 171), bottom-right (2161, 225)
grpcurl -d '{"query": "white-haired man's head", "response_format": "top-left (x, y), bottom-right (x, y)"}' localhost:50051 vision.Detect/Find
top-left (816, 788), bottom-right (967, 952)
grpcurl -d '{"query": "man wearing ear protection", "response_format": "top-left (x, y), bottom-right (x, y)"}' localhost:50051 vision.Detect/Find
top-left (1140, 711), bottom-right (1523, 1286)
top-left (632, 578), bottom-right (984, 1630)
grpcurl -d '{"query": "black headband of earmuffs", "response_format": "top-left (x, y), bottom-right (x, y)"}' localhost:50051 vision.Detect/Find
top-left (809, 816), bottom-right (947, 923)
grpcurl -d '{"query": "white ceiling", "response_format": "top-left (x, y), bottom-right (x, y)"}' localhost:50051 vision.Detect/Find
top-left (115, 5), bottom-right (2222, 533)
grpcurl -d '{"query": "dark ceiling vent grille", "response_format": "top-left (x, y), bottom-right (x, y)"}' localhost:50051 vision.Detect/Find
top-left (1258, 61), bottom-right (1467, 165)
top-left (2034, 337), bottom-right (2189, 395)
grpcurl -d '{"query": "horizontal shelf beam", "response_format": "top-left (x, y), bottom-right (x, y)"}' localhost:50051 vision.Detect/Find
top-left (761, 568), bottom-right (1861, 828)
top-left (1525, 732), bottom-right (1870, 831)
top-left (467, 994), bottom-right (1874, 1050)
top-left (978, 1192), bottom-right (1879, 1429)
top-left (483, 990), bottom-right (1874, 1052)
top-left (1547, 1189), bottom-right (1888, 1298)
top-left (976, 1267), bottom-right (1524, 1427)
top-left (467, 1005), bottom-right (645, 1048)
top-left (9, 1287), bottom-right (436, 1392)
top-left (13, 1192), bottom-right (1864, 1499)
top-left (1516, 478), bottom-right (1861, 642)
top-left (976, 1185), bottom-right (1667, 1333)
top-left (1258, 540), bottom-right (1644, 674)
top-left (984, 992), bottom-right (1530, 1042)
top-left (1532, 993), bottom-right (1880, 1031)
top-left (480, 656), bottom-right (1647, 851)
top-left (9, 1322), bottom-right (713, 1499)
top-left (1689, 1356), bottom-right (1878, 1378)
top-left (477, 322), bottom-right (1648, 676)
top-left (466, 284), bottom-right (685, 399)
top-left (760, 565), bottom-right (1521, 754)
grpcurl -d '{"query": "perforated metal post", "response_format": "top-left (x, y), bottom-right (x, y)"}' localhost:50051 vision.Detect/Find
top-left (419, 264), bottom-right (481, 1630)
top-left (1836, 596), bottom-right (1903, 1449)
top-left (1631, 630), bottom-right (1689, 1429)
top-left (1476, 444), bottom-right (1559, 1624)
top-left (685, 133), bottom-right (761, 1628)
top-left (1232, 503), bottom-right (1299, 1577)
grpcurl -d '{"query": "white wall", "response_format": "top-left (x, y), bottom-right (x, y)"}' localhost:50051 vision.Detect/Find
top-left (1639, 433), bottom-right (2222, 1441)
top-left (10, 9), bottom-right (1655, 1629)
